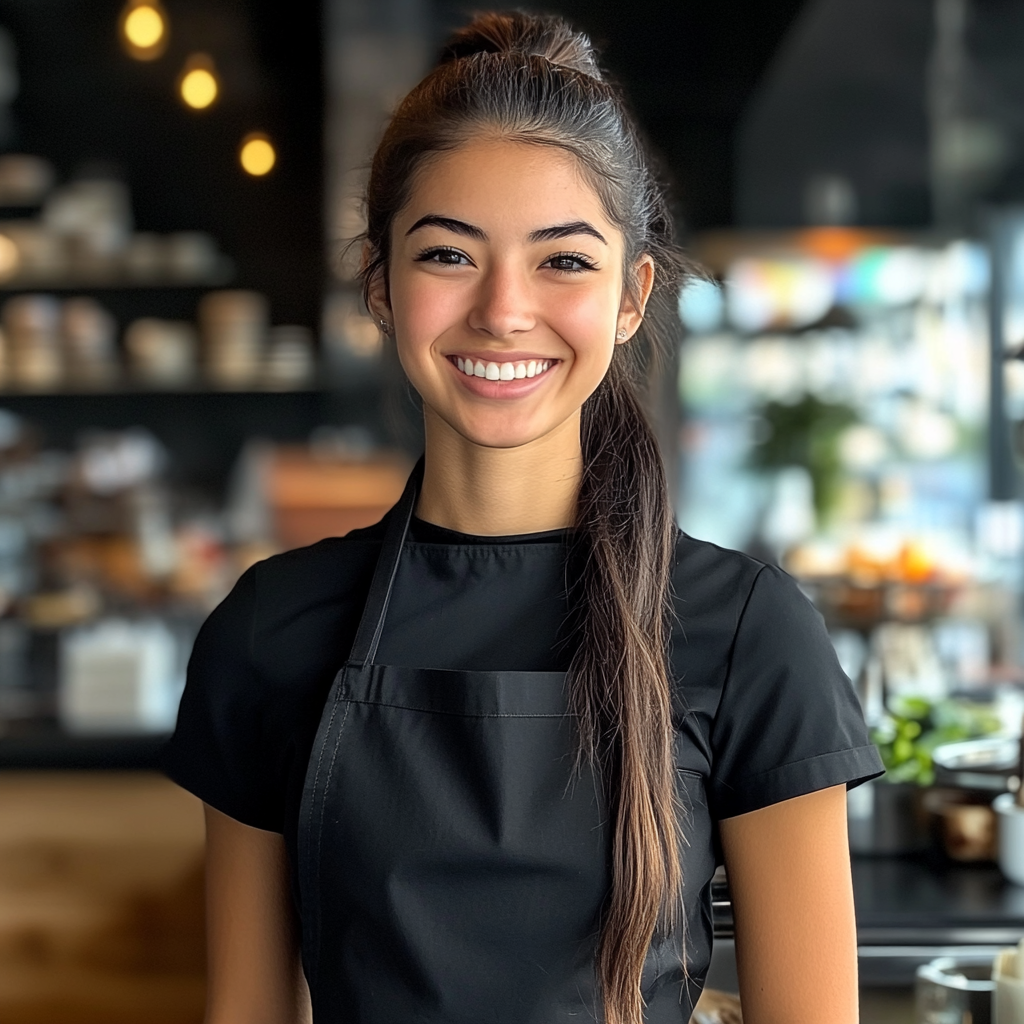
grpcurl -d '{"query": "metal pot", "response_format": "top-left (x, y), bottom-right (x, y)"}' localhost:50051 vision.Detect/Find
top-left (916, 954), bottom-right (994, 1024)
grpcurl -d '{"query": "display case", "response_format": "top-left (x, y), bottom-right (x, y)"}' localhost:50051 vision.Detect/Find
top-left (679, 226), bottom-right (1024, 857)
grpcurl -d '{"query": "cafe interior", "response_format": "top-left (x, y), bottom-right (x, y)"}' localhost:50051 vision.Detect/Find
top-left (0, 1), bottom-right (1023, 1022)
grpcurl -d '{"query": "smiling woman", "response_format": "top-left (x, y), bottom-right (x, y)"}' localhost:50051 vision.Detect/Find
top-left (375, 139), bottom-right (650, 464)
top-left (163, 10), bottom-right (883, 1024)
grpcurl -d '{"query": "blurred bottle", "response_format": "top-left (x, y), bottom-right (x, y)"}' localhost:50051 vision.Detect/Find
top-left (166, 231), bottom-right (220, 282)
top-left (264, 324), bottom-right (314, 389)
top-left (3, 294), bottom-right (63, 390)
top-left (43, 173), bottom-right (133, 279)
top-left (199, 290), bottom-right (267, 389)
top-left (61, 297), bottom-right (119, 388)
top-left (0, 154), bottom-right (54, 206)
top-left (124, 317), bottom-right (197, 388)
top-left (122, 231), bottom-right (166, 282)
top-left (0, 222), bottom-right (68, 282)
top-left (0, 618), bottom-right (31, 720)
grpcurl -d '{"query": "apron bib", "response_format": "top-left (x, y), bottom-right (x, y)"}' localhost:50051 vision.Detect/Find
top-left (298, 463), bottom-right (713, 1022)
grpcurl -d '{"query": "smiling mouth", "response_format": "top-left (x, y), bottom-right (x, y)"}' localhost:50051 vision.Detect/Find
top-left (449, 356), bottom-right (557, 381)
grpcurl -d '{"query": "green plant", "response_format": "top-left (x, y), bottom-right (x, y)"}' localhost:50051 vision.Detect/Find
top-left (749, 395), bottom-right (858, 521)
top-left (871, 695), bottom-right (1003, 786)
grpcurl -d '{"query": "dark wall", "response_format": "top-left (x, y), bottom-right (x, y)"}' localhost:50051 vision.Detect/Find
top-left (436, 0), bottom-right (809, 231)
top-left (0, 0), bottom-right (323, 326)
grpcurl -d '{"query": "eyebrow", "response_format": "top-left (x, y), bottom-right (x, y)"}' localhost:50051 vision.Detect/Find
top-left (529, 221), bottom-right (608, 245)
top-left (406, 215), bottom-right (487, 241)
top-left (405, 215), bottom-right (608, 246)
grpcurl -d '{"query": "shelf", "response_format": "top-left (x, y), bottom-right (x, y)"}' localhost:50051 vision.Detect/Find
top-left (0, 729), bottom-right (168, 771)
top-left (0, 384), bottom-right (329, 398)
top-left (0, 277), bottom-right (231, 292)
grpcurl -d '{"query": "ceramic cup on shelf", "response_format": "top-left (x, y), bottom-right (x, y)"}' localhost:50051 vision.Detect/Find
top-left (993, 792), bottom-right (1024, 886)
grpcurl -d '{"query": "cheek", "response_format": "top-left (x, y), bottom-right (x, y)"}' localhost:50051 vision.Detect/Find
top-left (545, 286), bottom-right (618, 362)
top-left (392, 271), bottom-right (468, 347)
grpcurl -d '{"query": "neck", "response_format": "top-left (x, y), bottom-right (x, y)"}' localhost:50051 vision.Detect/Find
top-left (416, 409), bottom-right (583, 535)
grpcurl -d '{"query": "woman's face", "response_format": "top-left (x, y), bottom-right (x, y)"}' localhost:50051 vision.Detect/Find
top-left (373, 138), bottom-right (652, 451)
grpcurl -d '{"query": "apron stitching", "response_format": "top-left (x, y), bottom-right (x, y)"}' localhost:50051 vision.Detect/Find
top-left (310, 694), bottom-right (350, 987)
top-left (341, 698), bottom-right (569, 719)
top-left (317, 699), bottom-right (352, 866)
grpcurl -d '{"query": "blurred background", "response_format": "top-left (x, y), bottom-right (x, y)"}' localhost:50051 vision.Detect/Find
top-left (0, 2), bottom-right (1023, 1022)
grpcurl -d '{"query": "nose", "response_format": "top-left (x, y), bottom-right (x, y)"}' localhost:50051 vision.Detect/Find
top-left (467, 262), bottom-right (536, 338)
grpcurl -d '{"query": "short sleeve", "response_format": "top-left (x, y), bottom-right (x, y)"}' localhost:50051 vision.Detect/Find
top-left (161, 565), bottom-right (282, 832)
top-left (709, 564), bottom-right (884, 819)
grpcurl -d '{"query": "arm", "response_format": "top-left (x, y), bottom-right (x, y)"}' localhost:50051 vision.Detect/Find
top-left (718, 784), bottom-right (858, 1024)
top-left (203, 803), bottom-right (311, 1024)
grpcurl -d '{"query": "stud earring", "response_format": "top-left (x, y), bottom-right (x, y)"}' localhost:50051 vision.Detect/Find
top-left (616, 329), bottom-right (628, 340)
top-left (378, 318), bottom-right (391, 335)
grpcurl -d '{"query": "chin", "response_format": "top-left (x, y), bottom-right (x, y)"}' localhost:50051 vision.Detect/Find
top-left (458, 426), bottom-right (545, 450)
top-left (449, 411), bottom-right (554, 451)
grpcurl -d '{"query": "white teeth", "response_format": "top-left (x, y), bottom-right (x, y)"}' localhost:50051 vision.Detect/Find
top-left (455, 357), bottom-right (554, 381)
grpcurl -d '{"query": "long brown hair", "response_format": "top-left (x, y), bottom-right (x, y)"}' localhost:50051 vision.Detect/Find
top-left (359, 12), bottom-right (688, 1022)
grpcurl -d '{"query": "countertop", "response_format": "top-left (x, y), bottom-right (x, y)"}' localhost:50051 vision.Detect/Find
top-left (712, 853), bottom-right (1024, 988)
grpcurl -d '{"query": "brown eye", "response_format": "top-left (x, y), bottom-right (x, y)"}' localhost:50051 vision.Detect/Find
top-left (414, 246), bottom-right (472, 266)
top-left (544, 252), bottom-right (598, 273)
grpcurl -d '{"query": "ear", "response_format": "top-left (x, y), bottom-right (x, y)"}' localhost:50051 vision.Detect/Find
top-left (362, 241), bottom-right (392, 323)
top-left (616, 255), bottom-right (655, 344)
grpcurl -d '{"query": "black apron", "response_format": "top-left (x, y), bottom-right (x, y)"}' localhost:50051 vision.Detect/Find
top-left (297, 462), bottom-right (714, 1022)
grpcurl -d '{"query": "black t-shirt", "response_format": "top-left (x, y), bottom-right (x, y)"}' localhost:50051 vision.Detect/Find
top-left (163, 514), bottom-right (882, 876)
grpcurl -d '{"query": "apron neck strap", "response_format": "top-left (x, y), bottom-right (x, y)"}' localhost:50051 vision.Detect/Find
top-left (349, 457), bottom-right (424, 668)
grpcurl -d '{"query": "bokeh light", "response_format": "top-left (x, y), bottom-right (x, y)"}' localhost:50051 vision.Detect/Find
top-left (119, 1), bottom-right (168, 61)
top-left (179, 55), bottom-right (218, 110)
top-left (239, 134), bottom-right (276, 176)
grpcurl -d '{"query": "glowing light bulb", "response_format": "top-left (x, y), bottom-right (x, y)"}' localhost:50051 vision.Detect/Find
top-left (240, 134), bottom-right (276, 176)
top-left (119, 0), bottom-right (168, 61)
top-left (179, 55), bottom-right (219, 110)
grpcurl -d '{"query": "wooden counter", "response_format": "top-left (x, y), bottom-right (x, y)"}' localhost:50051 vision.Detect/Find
top-left (0, 772), bottom-right (205, 1024)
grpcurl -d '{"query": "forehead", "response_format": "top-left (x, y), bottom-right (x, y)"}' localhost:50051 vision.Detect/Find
top-left (398, 137), bottom-right (618, 240)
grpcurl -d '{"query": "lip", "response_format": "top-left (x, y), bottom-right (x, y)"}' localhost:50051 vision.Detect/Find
top-left (446, 353), bottom-right (559, 400)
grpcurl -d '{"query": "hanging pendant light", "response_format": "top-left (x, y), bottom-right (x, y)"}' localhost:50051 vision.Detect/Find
top-left (179, 53), bottom-right (219, 110)
top-left (119, 0), bottom-right (169, 61)
top-left (240, 133), bottom-right (276, 176)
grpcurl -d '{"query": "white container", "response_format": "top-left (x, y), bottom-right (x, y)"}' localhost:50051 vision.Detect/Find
top-left (994, 793), bottom-right (1024, 886)
top-left (59, 619), bottom-right (183, 734)
top-left (993, 941), bottom-right (1024, 1024)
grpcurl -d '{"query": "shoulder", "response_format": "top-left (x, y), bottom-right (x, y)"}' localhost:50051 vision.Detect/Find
top-left (670, 531), bottom-right (781, 633)
top-left (245, 520), bottom-right (389, 606)
top-left (249, 518), bottom-right (386, 590)
top-left (163, 518), bottom-right (390, 831)
top-left (670, 529), bottom-right (829, 661)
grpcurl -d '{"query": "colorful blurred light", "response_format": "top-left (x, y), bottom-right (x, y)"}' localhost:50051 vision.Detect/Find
top-left (725, 258), bottom-right (834, 332)
top-left (678, 278), bottom-right (723, 334)
top-left (839, 248), bottom-right (929, 307)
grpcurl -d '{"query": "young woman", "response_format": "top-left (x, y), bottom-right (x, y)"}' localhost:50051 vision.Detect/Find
top-left (164, 12), bottom-right (883, 1024)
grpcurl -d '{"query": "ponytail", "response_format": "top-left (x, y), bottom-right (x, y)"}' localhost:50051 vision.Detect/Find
top-left (572, 356), bottom-right (681, 1023)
